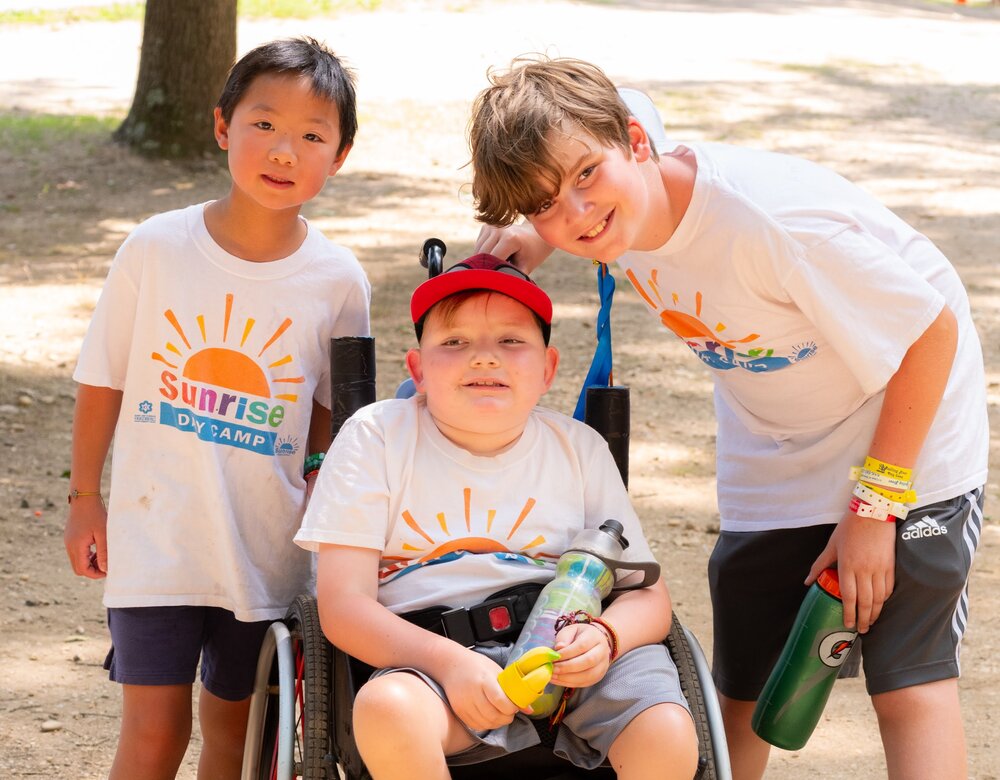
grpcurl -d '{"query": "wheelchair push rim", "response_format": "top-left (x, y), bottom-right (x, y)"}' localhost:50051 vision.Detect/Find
top-left (242, 595), bottom-right (334, 780)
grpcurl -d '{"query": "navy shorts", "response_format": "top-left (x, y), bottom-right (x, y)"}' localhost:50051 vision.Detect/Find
top-left (709, 487), bottom-right (984, 699)
top-left (103, 606), bottom-right (272, 701)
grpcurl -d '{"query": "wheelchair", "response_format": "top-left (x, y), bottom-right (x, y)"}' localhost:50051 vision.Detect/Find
top-left (241, 241), bottom-right (732, 780)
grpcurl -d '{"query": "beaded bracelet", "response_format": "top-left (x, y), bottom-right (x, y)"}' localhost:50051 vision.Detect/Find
top-left (303, 452), bottom-right (325, 478)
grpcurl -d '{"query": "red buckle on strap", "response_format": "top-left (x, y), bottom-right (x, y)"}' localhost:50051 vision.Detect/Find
top-left (488, 606), bottom-right (512, 632)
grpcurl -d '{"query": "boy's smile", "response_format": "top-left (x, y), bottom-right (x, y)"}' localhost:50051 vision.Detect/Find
top-left (406, 293), bottom-right (559, 457)
top-left (580, 210), bottom-right (613, 242)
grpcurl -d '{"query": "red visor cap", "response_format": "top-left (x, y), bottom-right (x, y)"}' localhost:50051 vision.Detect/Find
top-left (410, 253), bottom-right (553, 328)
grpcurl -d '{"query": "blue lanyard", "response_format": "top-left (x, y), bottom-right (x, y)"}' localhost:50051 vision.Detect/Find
top-left (573, 263), bottom-right (615, 421)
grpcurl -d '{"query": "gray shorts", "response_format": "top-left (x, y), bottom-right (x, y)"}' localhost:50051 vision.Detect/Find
top-left (709, 487), bottom-right (984, 698)
top-left (370, 642), bottom-right (690, 770)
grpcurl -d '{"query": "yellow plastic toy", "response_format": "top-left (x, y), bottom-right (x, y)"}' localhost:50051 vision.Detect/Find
top-left (497, 646), bottom-right (561, 709)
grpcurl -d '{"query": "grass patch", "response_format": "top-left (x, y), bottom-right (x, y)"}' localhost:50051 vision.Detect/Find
top-left (0, 113), bottom-right (118, 155)
top-left (0, 0), bottom-right (382, 26)
top-left (240, 0), bottom-right (382, 17)
top-left (0, 3), bottom-right (143, 24)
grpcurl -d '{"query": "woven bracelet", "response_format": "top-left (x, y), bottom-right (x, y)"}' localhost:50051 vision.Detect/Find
top-left (554, 610), bottom-right (620, 662)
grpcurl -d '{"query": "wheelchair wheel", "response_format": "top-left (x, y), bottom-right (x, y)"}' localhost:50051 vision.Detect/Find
top-left (242, 595), bottom-right (335, 779)
top-left (667, 612), bottom-right (731, 780)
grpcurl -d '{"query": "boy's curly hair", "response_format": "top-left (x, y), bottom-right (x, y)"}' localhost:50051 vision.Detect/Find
top-left (469, 56), bottom-right (648, 227)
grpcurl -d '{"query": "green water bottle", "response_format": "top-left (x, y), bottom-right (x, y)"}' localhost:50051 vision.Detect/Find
top-left (751, 568), bottom-right (858, 750)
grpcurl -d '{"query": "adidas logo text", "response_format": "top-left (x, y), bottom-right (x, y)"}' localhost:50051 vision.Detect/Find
top-left (901, 518), bottom-right (948, 541)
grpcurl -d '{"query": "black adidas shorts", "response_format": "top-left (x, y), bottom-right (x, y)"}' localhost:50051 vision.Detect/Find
top-left (708, 488), bottom-right (984, 699)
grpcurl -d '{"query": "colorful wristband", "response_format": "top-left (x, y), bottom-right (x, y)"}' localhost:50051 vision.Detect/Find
top-left (849, 495), bottom-right (897, 522)
top-left (848, 465), bottom-right (913, 493)
top-left (852, 482), bottom-right (909, 519)
top-left (590, 616), bottom-right (620, 662)
top-left (303, 452), bottom-right (325, 477)
top-left (862, 456), bottom-right (912, 485)
top-left (860, 480), bottom-right (917, 504)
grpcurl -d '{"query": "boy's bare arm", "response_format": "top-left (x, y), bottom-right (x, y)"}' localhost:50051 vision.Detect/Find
top-left (808, 305), bottom-right (959, 633)
top-left (307, 399), bottom-right (332, 455)
top-left (316, 544), bottom-right (520, 729)
top-left (474, 222), bottom-right (554, 273)
top-left (64, 384), bottom-right (122, 578)
top-left (304, 400), bottom-right (332, 499)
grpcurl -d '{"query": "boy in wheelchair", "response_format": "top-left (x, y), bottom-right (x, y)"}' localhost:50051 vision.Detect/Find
top-left (293, 254), bottom-right (699, 778)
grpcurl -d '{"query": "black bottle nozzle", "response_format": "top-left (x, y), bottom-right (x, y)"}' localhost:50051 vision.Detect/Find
top-left (598, 519), bottom-right (629, 551)
top-left (567, 519), bottom-right (657, 590)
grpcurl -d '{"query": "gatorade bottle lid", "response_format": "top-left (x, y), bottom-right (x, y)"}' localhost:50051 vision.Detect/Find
top-left (817, 568), bottom-right (842, 599)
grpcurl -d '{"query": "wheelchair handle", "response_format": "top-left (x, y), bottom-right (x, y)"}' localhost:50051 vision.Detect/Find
top-left (584, 386), bottom-right (629, 488)
top-left (330, 336), bottom-right (376, 440)
top-left (419, 237), bottom-right (447, 278)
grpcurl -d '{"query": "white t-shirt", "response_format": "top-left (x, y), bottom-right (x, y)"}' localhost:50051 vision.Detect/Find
top-left (74, 203), bottom-right (371, 620)
top-left (295, 397), bottom-right (656, 615)
top-left (616, 143), bottom-right (988, 531)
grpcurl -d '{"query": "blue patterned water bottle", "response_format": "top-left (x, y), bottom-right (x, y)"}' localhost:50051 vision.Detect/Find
top-left (507, 520), bottom-right (659, 717)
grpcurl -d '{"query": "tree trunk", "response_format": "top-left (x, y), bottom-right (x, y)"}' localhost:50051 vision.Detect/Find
top-left (114, 0), bottom-right (237, 158)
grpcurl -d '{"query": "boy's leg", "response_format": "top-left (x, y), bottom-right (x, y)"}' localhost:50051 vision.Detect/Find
top-left (606, 702), bottom-right (698, 780)
top-left (873, 679), bottom-right (966, 780)
top-left (557, 643), bottom-right (696, 774)
top-left (197, 689), bottom-right (253, 780)
top-left (716, 695), bottom-right (769, 780)
top-left (110, 683), bottom-right (193, 780)
top-left (862, 489), bottom-right (983, 780)
top-left (104, 606), bottom-right (207, 779)
top-left (196, 607), bottom-right (272, 780)
top-left (352, 671), bottom-right (477, 779)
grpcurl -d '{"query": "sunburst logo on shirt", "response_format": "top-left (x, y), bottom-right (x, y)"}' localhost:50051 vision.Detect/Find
top-left (387, 488), bottom-right (555, 565)
top-left (625, 268), bottom-right (761, 350)
top-left (151, 293), bottom-right (303, 402)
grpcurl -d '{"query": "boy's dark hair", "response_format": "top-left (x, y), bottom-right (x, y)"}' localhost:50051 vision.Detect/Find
top-left (217, 37), bottom-right (358, 156)
top-left (469, 56), bottom-right (657, 227)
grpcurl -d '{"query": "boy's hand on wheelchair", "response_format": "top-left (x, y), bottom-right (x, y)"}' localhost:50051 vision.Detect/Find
top-left (549, 623), bottom-right (611, 688)
top-left (440, 650), bottom-right (520, 731)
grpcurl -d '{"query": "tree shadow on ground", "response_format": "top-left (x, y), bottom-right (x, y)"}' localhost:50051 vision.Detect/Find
top-left (0, 108), bottom-right (444, 287)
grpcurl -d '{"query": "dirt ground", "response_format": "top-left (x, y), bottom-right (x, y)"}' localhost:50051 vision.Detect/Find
top-left (1, 1), bottom-right (999, 777)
